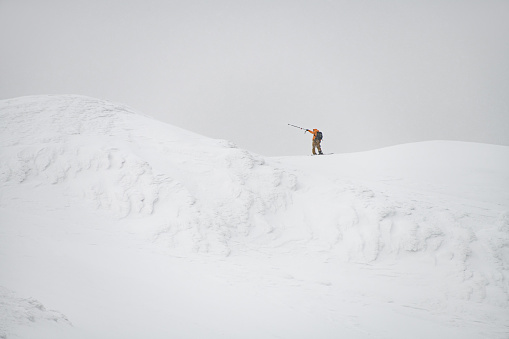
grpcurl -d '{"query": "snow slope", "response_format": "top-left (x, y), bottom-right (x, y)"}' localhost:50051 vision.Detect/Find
top-left (0, 95), bottom-right (508, 338)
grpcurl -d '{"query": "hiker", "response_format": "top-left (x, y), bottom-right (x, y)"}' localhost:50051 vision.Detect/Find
top-left (306, 129), bottom-right (323, 155)
top-left (287, 124), bottom-right (325, 155)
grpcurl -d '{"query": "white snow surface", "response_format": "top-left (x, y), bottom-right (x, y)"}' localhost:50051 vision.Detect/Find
top-left (0, 95), bottom-right (508, 338)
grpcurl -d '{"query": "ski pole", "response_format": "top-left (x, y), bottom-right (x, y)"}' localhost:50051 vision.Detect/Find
top-left (288, 124), bottom-right (309, 133)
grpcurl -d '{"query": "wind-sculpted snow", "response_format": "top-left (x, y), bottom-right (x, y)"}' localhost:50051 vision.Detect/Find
top-left (0, 287), bottom-right (71, 338)
top-left (1, 95), bottom-right (508, 338)
top-left (0, 95), bottom-right (297, 255)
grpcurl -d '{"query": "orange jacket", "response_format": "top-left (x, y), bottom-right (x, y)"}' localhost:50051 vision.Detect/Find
top-left (306, 129), bottom-right (319, 140)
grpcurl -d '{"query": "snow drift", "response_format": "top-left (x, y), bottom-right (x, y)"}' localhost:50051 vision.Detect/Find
top-left (0, 95), bottom-right (508, 338)
top-left (0, 95), bottom-right (297, 255)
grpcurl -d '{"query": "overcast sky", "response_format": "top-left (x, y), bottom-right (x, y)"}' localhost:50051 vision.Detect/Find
top-left (1, 0), bottom-right (508, 156)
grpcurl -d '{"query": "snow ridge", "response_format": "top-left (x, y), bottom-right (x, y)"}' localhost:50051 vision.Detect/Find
top-left (0, 95), bottom-right (297, 255)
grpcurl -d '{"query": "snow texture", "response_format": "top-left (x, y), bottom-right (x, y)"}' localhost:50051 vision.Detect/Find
top-left (0, 287), bottom-right (71, 339)
top-left (0, 95), bottom-right (508, 338)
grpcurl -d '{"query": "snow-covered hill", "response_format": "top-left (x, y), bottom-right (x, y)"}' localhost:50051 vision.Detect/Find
top-left (1, 95), bottom-right (508, 338)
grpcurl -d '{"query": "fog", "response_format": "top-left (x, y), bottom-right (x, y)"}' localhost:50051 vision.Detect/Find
top-left (1, 0), bottom-right (508, 155)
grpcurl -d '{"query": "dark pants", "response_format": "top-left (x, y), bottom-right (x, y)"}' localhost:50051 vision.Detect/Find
top-left (312, 139), bottom-right (322, 155)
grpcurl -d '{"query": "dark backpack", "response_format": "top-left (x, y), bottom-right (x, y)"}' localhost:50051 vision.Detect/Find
top-left (316, 131), bottom-right (323, 140)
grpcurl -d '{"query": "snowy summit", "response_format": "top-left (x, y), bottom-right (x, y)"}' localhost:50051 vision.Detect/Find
top-left (0, 95), bottom-right (508, 338)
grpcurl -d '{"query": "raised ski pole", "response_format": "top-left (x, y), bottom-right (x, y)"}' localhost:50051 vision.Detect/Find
top-left (288, 124), bottom-right (308, 133)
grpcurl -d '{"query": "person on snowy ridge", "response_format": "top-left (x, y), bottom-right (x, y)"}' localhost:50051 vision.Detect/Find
top-left (306, 128), bottom-right (323, 155)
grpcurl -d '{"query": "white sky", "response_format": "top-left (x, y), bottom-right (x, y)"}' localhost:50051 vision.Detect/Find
top-left (1, 0), bottom-right (508, 156)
